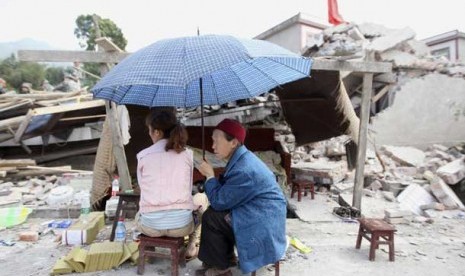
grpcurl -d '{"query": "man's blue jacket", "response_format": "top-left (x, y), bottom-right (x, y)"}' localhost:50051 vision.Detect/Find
top-left (205, 145), bottom-right (287, 274)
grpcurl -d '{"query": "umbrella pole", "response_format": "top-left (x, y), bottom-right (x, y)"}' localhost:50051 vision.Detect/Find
top-left (200, 77), bottom-right (205, 160)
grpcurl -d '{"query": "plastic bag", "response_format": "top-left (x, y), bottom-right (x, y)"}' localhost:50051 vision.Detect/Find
top-left (0, 207), bottom-right (32, 228)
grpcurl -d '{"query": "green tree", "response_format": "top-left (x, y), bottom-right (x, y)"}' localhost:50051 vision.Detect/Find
top-left (45, 67), bottom-right (64, 85)
top-left (74, 14), bottom-right (127, 86)
top-left (0, 55), bottom-right (46, 90)
top-left (74, 14), bottom-right (127, 51)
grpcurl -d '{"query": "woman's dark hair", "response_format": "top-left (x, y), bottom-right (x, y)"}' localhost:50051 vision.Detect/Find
top-left (145, 109), bottom-right (188, 153)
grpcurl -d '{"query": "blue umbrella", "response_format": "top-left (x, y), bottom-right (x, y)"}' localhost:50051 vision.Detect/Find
top-left (91, 34), bottom-right (313, 157)
top-left (91, 34), bottom-right (312, 107)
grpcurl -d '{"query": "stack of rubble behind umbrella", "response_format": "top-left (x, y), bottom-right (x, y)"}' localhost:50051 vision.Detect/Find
top-left (0, 89), bottom-right (105, 167)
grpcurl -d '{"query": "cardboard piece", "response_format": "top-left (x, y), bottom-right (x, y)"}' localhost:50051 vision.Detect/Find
top-left (62, 212), bottom-right (105, 245)
top-left (52, 241), bottom-right (140, 275)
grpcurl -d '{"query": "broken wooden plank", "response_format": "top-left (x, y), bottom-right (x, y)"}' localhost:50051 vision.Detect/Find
top-left (59, 114), bottom-right (106, 122)
top-left (30, 100), bottom-right (105, 116)
top-left (14, 109), bottom-right (34, 142)
top-left (312, 59), bottom-right (392, 73)
top-left (0, 100), bottom-right (33, 114)
top-left (25, 165), bottom-right (92, 174)
top-left (0, 90), bottom-right (84, 101)
top-left (0, 132), bottom-right (14, 143)
top-left (18, 50), bottom-right (130, 63)
top-left (95, 37), bottom-right (123, 52)
top-left (34, 146), bottom-right (98, 163)
top-left (35, 94), bottom-right (94, 107)
top-left (372, 85), bottom-right (391, 104)
top-left (0, 115), bottom-right (26, 131)
top-left (19, 50), bottom-right (392, 73)
top-left (0, 158), bottom-right (36, 167)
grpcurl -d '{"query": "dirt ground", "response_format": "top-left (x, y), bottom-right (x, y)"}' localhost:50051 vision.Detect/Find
top-left (1, 192), bottom-right (465, 276)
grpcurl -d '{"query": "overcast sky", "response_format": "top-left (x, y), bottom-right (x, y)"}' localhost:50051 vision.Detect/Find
top-left (1, 0), bottom-right (463, 51)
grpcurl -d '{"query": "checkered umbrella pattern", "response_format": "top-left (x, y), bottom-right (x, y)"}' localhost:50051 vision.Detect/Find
top-left (91, 34), bottom-right (313, 107)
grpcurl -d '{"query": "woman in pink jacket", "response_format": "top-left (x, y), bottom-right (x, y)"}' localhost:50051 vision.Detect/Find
top-left (135, 109), bottom-right (207, 258)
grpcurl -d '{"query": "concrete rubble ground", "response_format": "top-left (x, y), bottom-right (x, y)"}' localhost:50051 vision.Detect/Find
top-left (1, 22), bottom-right (465, 275)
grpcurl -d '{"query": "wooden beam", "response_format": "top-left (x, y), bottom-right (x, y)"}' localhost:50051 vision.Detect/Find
top-left (14, 110), bottom-right (34, 142)
top-left (29, 100), bottom-right (105, 116)
top-left (35, 94), bottom-right (93, 107)
top-left (17, 50), bottom-right (130, 63)
top-left (19, 51), bottom-right (392, 74)
top-left (34, 146), bottom-right (98, 163)
top-left (372, 85), bottom-right (391, 104)
top-left (0, 90), bottom-right (83, 101)
top-left (352, 51), bottom-right (375, 211)
top-left (25, 165), bottom-right (92, 174)
top-left (0, 158), bottom-right (36, 167)
top-left (96, 37), bottom-right (123, 52)
top-left (59, 114), bottom-right (106, 122)
top-left (7, 127), bottom-right (31, 154)
top-left (312, 59), bottom-right (392, 73)
top-left (0, 115), bottom-right (26, 131)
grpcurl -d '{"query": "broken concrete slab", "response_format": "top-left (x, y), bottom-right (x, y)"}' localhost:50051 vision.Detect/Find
top-left (424, 171), bottom-right (465, 210)
top-left (436, 158), bottom-right (465, 185)
top-left (406, 39), bottom-right (430, 58)
top-left (367, 27), bottom-right (416, 52)
top-left (357, 22), bottom-right (395, 38)
top-left (384, 208), bottom-right (412, 218)
top-left (380, 50), bottom-right (419, 67)
top-left (382, 145), bottom-right (426, 167)
top-left (397, 183), bottom-right (437, 215)
top-left (374, 72), bottom-right (397, 84)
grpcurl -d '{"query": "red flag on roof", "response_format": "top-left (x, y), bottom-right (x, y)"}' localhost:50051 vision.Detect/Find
top-left (328, 0), bottom-right (345, 25)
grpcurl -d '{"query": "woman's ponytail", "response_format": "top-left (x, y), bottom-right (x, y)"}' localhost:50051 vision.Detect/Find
top-left (166, 122), bottom-right (188, 153)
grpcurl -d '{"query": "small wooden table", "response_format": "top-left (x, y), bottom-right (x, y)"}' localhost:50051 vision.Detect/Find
top-left (355, 218), bottom-right (396, 261)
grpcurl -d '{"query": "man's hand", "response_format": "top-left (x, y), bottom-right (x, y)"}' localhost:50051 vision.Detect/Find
top-left (197, 160), bottom-right (214, 179)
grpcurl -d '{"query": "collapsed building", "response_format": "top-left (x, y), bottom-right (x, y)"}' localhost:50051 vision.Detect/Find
top-left (1, 21), bottom-right (464, 217)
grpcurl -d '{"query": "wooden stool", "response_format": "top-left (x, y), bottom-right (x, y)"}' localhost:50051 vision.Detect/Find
top-left (291, 180), bottom-right (315, 202)
top-left (355, 218), bottom-right (396, 261)
top-left (251, 261), bottom-right (280, 276)
top-left (110, 192), bottom-right (140, 241)
top-left (137, 234), bottom-right (186, 276)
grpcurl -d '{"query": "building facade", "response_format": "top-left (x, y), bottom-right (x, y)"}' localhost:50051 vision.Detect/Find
top-left (422, 30), bottom-right (465, 63)
top-left (254, 13), bottom-right (327, 54)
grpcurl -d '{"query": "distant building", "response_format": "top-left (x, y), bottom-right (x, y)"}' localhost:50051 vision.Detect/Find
top-left (422, 30), bottom-right (465, 63)
top-left (254, 13), bottom-right (328, 54)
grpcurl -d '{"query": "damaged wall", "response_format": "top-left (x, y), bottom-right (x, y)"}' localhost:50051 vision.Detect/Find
top-left (371, 73), bottom-right (465, 149)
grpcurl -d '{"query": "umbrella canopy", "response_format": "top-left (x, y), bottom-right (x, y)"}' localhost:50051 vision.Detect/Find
top-left (91, 34), bottom-right (312, 107)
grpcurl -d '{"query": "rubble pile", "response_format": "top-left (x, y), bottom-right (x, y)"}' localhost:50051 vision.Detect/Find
top-left (304, 22), bottom-right (465, 117)
top-left (305, 22), bottom-right (464, 76)
top-left (0, 168), bottom-right (92, 215)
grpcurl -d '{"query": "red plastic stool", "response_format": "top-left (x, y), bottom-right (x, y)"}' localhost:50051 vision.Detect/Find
top-left (355, 218), bottom-right (396, 261)
top-left (291, 180), bottom-right (315, 202)
top-left (137, 234), bottom-right (186, 276)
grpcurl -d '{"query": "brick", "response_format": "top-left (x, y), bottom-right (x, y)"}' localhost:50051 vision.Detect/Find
top-left (384, 208), bottom-right (412, 218)
top-left (420, 202), bottom-right (446, 211)
top-left (436, 159), bottom-right (465, 185)
top-left (19, 231), bottom-right (39, 242)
